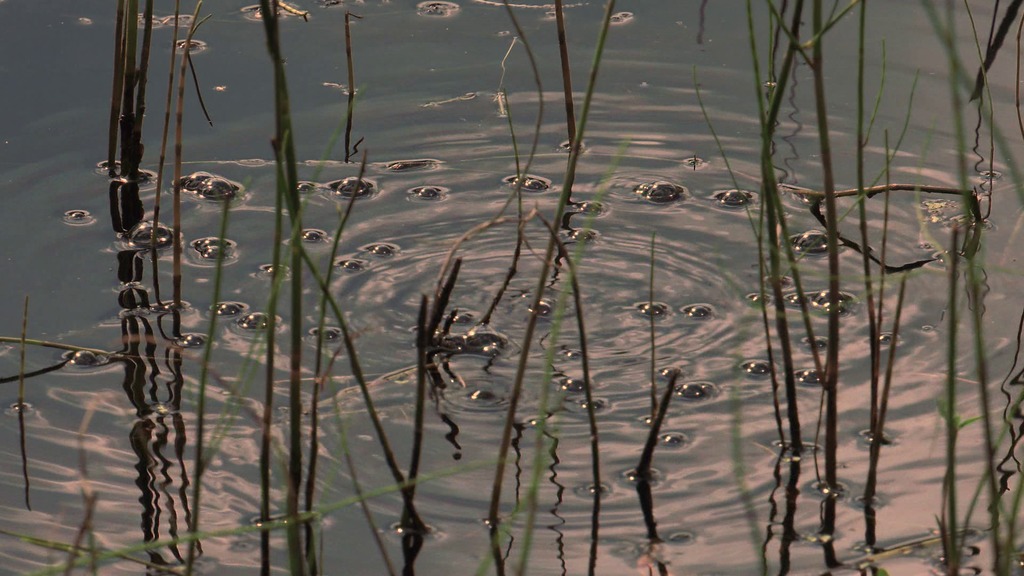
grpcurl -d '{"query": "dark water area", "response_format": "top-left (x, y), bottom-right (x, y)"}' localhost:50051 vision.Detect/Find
top-left (1, 0), bottom-right (1023, 574)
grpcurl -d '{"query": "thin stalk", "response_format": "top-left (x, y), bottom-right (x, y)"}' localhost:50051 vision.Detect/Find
top-left (343, 11), bottom-right (362, 162)
top-left (647, 233), bottom-right (657, 420)
top-left (18, 296), bottom-right (30, 511)
top-left (747, 0), bottom-right (806, 452)
top-left (942, 227), bottom-right (961, 574)
top-left (256, 0), bottom-right (306, 569)
top-left (171, 8), bottom-right (205, 312)
top-left (119, 0), bottom-right (139, 177)
top-left (107, 0), bottom-right (126, 176)
top-left (810, 0), bottom-right (841, 498)
top-left (553, 0), bottom-right (577, 148)
top-left (150, 0), bottom-right (182, 258)
top-left (131, 0), bottom-right (154, 179)
top-left (260, 162), bottom-right (284, 576)
top-left (486, 0), bottom-right (616, 531)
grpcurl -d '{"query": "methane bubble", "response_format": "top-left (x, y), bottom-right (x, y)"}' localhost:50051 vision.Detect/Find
top-left (334, 258), bottom-right (370, 272)
top-left (301, 229), bottom-right (329, 244)
top-left (634, 181), bottom-right (687, 204)
top-left (503, 174), bottom-right (551, 192)
top-left (237, 312), bottom-right (270, 331)
top-left (659, 432), bottom-right (689, 447)
top-left (408, 185), bottom-right (449, 201)
top-left (175, 333), bottom-right (207, 348)
top-left (682, 156), bottom-right (708, 170)
top-left (179, 171), bottom-right (242, 200)
top-left (175, 39), bottom-right (207, 54)
top-left (713, 189), bottom-right (755, 208)
top-left (191, 237), bottom-right (237, 261)
top-left (741, 360), bottom-right (772, 377)
top-left (635, 301), bottom-right (670, 318)
top-left (328, 177), bottom-right (377, 199)
top-left (63, 209), bottom-right (96, 226)
top-left (308, 327), bottom-right (342, 342)
top-left (362, 243), bottom-right (399, 257)
top-left (126, 220), bottom-right (174, 249)
top-left (386, 158), bottom-right (442, 171)
top-left (791, 230), bottom-right (829, 254)
top-left (810, 290), bottom-right (857, 316)
top-left (417, 1), bottom-right (460, 17)
top-left (675, 381), bottom-right (717, 400)
top-left (609, 11), bottom-right (634, 24)
top-left (297, 181), bottom-right (320, 194)
top-left (681, 304), bottom-right (714, 319)
top-left (213, 301), bottom-right (249, 317)
top-left (794, 369), bottom-right (822, 386)
top-left (64, 350), bottom-right (109, 367)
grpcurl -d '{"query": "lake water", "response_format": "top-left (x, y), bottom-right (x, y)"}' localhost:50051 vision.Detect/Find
top-left (1, 0), bottom-right (1022, 574)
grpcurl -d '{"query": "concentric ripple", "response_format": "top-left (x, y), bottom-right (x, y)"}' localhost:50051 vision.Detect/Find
top-left (63, 209), bottom-right (96, 226)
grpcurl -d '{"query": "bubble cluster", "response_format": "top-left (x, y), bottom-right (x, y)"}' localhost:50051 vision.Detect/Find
top-left (179, 171), bottom-right (242, 201)
top-left (634, 181), bottom-right (687, 204)
top-left (191, 237), bottom-right (238, 261)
